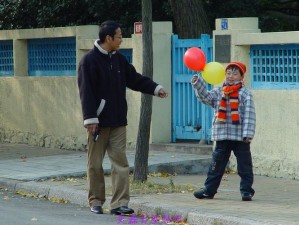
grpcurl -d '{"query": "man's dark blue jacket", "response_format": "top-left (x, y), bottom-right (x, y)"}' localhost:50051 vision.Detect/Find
top-left (78, 41), bottom-right (161, 128)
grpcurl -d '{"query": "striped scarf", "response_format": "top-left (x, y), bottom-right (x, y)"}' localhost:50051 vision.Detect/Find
top-left (217, 82), bottom-right (242, 124)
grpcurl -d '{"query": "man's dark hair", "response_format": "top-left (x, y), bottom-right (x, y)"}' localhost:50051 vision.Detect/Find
top-left (98, 20), bottom-right (120, 44)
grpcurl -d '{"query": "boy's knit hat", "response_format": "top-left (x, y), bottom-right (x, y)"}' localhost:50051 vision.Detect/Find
top-left (226, 62), bottom-right (246, 75)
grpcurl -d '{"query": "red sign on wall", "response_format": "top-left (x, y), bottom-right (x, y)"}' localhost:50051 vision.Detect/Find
top-left (134, 22), bottom-right (142, 34)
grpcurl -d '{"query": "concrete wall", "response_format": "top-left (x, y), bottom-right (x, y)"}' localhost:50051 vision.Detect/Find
top-left (0, 23), bottom-right (172, 151)
top-left (2, 18), bottom-right (299, 180)
top-left (214, 17), bottom-right (299, 179)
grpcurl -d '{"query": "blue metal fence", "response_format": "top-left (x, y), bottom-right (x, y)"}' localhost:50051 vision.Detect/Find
top-left (171, 34), bottom-right (213, 142)
top-left (251, 44), bottom-right (299, 89)
top-left (0, 40), bottom-right (14, 76)
top-left (28, 37), bottom-right (76, 76)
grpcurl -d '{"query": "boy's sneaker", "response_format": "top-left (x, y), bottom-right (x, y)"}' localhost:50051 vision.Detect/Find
top-left (242, 193), bottom-right (254, 201)
top-left (193, 189), bottom-right (214, 199)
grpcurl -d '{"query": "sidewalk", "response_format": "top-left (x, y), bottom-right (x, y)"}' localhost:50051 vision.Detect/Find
top-left (0, 143), bottom-right (298, 225)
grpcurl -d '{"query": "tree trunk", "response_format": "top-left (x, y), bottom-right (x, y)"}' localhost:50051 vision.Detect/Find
top-left (133, 0), bottom-right (153, 182)
top-left (169, 0), bottom-right (211, 38)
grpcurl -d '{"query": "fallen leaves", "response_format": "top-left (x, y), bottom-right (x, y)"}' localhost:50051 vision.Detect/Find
top-left (14, 190), bottom-right (69, 204)
top-left (121, 213), bottom-right (190, 225)
top-left (48, 197), bottom-right (69, 204)
top-left (15, 190), bottom-right (39, 198)
top-left (148, 172), bottom-right (176, 178)
top-left (128, 174), bottom-right (196, 195)
top-left (50, 177), bottom-right (81, 182)
top-left (20, 155), bottom-right (27, 162)
top-left (66, 178), bottom-right (78, 183)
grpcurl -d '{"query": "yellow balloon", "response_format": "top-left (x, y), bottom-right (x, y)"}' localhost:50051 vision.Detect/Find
top-left (202, 62), bottom-right (225, 85)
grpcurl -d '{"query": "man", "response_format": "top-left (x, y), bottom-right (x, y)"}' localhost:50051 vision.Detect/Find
top-left (77, 20), bottom-right (168, 215)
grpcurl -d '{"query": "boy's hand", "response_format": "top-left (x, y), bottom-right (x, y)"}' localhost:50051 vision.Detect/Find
top-left (243, 137), bottom-right (252, 143)
top-left (191, 75), bottom-right (199, 84)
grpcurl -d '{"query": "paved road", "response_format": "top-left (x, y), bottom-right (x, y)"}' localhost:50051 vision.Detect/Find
top-left (0, 188), bottom-right (144, 225)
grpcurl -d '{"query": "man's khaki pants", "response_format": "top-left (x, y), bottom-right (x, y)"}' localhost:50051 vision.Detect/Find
top-left (87, 126), bottom-right (130, 209)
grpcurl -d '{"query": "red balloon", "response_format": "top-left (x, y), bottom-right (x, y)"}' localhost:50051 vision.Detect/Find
top-left (183, 47), bottom-right (206, 71)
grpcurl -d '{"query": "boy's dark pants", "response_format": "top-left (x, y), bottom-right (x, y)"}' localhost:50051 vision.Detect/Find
top-left (204, 140), bottom-right (255, 196)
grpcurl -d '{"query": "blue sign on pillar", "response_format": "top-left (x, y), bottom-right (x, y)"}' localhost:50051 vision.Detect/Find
top-left (221, 19), bottom-right (228, 30)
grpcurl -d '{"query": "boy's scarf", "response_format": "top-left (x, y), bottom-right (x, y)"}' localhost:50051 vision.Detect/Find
top-left (217, 82), bottom-right (242, 124)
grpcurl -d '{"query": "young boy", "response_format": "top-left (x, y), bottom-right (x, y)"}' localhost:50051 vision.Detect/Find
top-left (191, 62), bottom-right (256, 201)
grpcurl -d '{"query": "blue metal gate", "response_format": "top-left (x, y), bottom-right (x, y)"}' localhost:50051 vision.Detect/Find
top-left (171, 34), bottom-right (213, 142)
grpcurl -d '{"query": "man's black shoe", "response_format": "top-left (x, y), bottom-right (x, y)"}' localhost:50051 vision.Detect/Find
top-left (242, 193), bottom-right (253, 201)
top-left (90, 206), bottom-right (103, 214)
top-left (193, 189), bottom-right (214, 199)
top-left (110, 206), bottom-right (134, 215)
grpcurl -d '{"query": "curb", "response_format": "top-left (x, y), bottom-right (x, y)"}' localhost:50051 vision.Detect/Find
top-left (0, 178), bottom-right (278, 225)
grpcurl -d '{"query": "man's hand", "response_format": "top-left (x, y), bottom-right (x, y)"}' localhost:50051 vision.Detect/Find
top-left (158, 88), bottom-right (168, 98)
top-left (86, 124), bottom-right (97, 135)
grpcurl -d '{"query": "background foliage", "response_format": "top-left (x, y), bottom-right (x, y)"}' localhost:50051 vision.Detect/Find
top-left (0, 0), bottom-right (298, 37)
